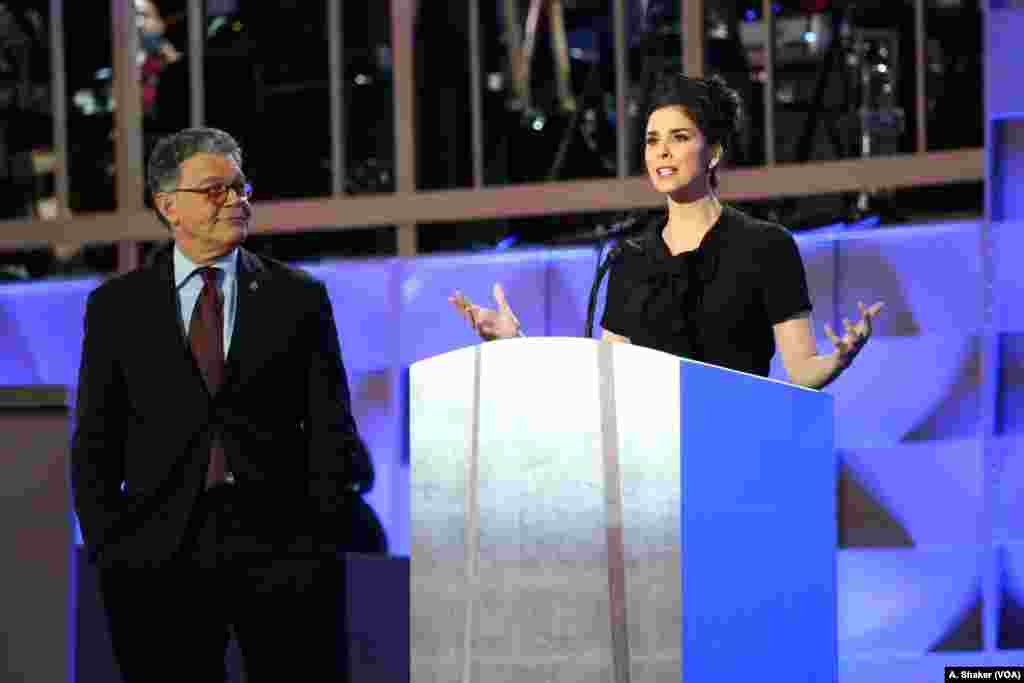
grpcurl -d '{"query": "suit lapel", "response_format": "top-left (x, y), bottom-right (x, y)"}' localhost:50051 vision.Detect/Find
top-left (151, 243), bottom-right (189, 350)
top-left (222, 247), bottom-right (268, 392)
top-left (146, 242), bottom-right (212, 399)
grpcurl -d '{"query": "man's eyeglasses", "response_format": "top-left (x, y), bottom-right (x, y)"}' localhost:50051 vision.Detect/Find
top-left (173, 180), bottom-right (253, 205)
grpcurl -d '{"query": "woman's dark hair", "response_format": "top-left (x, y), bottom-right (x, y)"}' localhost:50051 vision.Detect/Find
top-left (645, 73), bottom-right (743, 189)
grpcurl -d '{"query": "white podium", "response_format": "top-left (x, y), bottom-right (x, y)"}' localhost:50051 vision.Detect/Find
top-left (410, 338), bottom-right (836, 682)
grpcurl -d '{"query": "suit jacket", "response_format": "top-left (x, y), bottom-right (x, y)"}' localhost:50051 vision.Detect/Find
top-left (71, 244), bottom-right (374, 568)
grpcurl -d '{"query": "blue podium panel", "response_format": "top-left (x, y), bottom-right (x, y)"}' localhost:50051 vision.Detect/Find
top-left (678, 361), bottom-right (835, 683)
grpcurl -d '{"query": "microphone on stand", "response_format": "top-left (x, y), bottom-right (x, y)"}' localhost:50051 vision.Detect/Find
top-left (580, 211), bottom-right (653, 339)
top-left (546, 212), bottom-right (648, 247)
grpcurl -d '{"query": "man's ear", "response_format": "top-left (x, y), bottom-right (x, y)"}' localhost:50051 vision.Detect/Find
top-left (154, 192), bottom-right (177, 226)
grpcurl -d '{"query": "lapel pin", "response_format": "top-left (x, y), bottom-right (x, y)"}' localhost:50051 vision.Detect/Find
top-left (249, 281), bottom-right (259, 292)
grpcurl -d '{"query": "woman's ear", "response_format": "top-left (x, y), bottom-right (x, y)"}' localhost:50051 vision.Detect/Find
top-left (708, 143), bottom-right (723, 170)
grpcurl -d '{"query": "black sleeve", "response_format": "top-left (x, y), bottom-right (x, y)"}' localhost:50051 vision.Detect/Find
top-left (761, 227), bottom-right (812, 324)
top-left (70, 288), bottom-right (128, 562)
top-left (305, 280), bottom-right (374, 529)
top-left (600, 252), bottom-right (633, 337)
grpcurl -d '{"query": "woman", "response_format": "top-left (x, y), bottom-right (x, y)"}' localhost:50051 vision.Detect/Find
top-left (450, 73), bottom-right (882, 389)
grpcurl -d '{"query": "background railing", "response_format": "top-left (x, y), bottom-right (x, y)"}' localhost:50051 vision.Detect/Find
top-left (0, 0), bottom-right (984, 272)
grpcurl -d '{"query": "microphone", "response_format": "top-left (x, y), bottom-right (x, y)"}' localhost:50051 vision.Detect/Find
top-left (547, 212), bottom-right (649, 246)
top-left (581, 211), bottom-right (653, 339)
top-left (584, 243), bottom-right (622, 340)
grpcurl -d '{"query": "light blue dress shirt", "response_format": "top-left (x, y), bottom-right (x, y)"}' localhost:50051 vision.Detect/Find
top-left (174, 246), bottom-right (238, 357)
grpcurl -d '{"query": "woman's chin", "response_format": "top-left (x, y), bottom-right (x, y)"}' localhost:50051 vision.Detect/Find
top-left (650, 174), bottom-right (680, 193)
top-left (651, 173), bottom-right (698, 194)
top-left (666, 182), bottom-right (711, 204)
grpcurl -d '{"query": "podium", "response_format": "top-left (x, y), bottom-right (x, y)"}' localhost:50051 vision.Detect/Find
top-left (410, 339), bottom-right (836, 682)
top-left (0, 386), bottom-right (74, 683)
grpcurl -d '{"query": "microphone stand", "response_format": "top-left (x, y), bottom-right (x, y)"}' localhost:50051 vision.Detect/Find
top-left (544, 212), bottom-right (648, 338)
top-left (583, 237), bottom-right (627, 339)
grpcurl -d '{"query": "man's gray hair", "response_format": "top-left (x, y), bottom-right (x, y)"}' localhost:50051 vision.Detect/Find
top-left (146, 127), bottom-right (243, 195)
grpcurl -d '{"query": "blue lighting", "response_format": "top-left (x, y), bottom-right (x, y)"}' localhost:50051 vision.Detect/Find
top-left (744, 8), bottom-right (757, 21)
top-left (494, 235), bottom-right (519, 251)
top-left (849, 214), bottom-right (881, 229)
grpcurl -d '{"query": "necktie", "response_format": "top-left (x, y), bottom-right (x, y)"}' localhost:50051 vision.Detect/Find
top-left (189, 267), bottom-right (228, 487)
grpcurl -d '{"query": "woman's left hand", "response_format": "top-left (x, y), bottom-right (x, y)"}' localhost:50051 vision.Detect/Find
top-left (824, 301), bottom-right (884, 368)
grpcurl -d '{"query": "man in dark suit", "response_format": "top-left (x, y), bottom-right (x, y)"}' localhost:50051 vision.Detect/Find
top-left (71, 127), bottom-right (374, 682)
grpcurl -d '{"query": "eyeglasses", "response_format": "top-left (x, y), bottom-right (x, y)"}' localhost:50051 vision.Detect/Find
top-left (172, 180), bottom-right (253, 205)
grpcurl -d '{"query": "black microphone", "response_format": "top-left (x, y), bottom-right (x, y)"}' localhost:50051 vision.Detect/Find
top-left (584, 242), bottom-right (624, 339)
top-left (582, 212), bottom-right (652, 339)
top-left (547, 212), bottom-right (648, 247)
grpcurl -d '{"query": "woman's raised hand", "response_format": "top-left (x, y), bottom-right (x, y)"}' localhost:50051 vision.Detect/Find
top-left (448, 283), bottom-right (522, 341)
top-left (824, 301), bottom-right (884, 368)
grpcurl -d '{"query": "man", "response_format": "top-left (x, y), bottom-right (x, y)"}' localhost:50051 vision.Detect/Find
top-left (71, 127), bottom-right (374, 681)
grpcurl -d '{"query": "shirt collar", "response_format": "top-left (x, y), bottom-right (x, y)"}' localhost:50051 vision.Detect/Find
top-left (173, 245), bottom-right (239, 289)
top-left (650, 204), bottom-right (734, 263)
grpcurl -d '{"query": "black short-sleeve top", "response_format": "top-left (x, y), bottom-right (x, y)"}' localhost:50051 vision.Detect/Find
top-left (600, 204), bottom-right (812, 377)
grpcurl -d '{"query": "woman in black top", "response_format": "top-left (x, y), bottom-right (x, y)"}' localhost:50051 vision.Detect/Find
top-left (450, 73), bottom-right (882, 389)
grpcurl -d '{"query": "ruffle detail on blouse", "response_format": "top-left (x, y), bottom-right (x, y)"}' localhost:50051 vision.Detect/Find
top-left (625, 219), bottom-right (725, 337)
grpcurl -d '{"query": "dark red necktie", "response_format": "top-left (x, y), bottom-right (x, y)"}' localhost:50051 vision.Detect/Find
top-left (189, 267), bottom-right (228, 487)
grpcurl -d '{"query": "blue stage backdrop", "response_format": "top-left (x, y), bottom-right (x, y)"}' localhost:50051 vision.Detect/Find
top-left (1, 214), bottom-right (1022, 679)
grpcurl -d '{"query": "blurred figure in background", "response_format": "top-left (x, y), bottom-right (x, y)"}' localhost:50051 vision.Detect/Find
top-left (136, 0), bottom-right (181, 117)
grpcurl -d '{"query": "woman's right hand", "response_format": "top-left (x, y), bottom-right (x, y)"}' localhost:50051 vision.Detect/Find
top-left (448, 283), bottom-right (522, 341)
